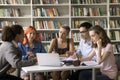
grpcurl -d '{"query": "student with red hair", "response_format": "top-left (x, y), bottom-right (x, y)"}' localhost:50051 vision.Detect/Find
top-left (18, 26), bottom-right (46, 80)
top-left (18, 26), bottom-right (46, 60)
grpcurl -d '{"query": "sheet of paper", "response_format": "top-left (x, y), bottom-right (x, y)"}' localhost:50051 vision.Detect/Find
top-left (81, 61), bottom-right (98, 66)
top-left (60, 56), bottom-right (77, 61)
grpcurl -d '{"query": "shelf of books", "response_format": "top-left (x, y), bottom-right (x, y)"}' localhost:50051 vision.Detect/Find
top-left (0, 0), bottom-right (120, 52)
top-left (33, 0), bottom-right (70, 52)
top-left (0, 0), bottom-right (31, 28)
top-left (71, 0), bottom-right (108, 46)
top-left (108, 0), bottom-right (120, 52)
top-left (109, 0), bottom-right (120, 43)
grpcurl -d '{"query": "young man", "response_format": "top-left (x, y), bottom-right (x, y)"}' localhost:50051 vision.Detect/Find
top-left (69, 22), bottom-right (96, 80)
top-left (76, 22), bottom-right (96, 61)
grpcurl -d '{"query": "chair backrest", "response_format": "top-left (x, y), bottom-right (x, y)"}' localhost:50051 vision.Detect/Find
top-left (114, 54), bottom-right (120, 71)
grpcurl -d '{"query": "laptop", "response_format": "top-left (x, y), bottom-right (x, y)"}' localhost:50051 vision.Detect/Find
top-left (36, 53), bottom-right (61, 67)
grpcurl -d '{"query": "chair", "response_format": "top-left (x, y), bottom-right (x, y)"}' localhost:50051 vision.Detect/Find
top-left (114, 54), bottom-right (120, 80)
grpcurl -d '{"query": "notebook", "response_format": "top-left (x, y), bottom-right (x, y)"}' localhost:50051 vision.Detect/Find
top-left (36, 53), bottom-right (61, 67)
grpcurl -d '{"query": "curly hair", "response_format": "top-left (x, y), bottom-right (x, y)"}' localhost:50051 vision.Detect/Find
top-left (2, 25), bottom-right (23, 42)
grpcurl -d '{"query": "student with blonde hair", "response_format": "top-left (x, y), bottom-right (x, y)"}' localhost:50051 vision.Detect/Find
top-left (48, 25), bottom-right (75, 80)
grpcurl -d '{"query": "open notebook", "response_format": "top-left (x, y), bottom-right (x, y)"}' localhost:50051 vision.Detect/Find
top-left (36, 53), bottom-right (61, 67)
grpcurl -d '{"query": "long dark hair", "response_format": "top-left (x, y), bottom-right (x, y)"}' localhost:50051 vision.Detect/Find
top-left (89, 25), bottom-right (111, 48)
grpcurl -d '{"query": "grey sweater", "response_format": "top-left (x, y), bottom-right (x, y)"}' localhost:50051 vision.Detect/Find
top-left (0, 42), bottom-right (36, 75)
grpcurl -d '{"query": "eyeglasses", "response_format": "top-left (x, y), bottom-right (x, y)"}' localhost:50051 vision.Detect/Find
top-left (79, 31), bottom-right (88, 33)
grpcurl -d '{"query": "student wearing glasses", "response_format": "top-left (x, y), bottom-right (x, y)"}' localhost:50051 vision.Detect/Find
top-left (69, 22), bottom-right (96, 80)
top-left (75, 22), bottom-right (96, 61)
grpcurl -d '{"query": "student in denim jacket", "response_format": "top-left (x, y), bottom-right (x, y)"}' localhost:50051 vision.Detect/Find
top-left (18, 26), bottom-right (46, 80)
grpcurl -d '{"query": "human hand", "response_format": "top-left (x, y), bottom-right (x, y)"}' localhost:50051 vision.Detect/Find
top-left (97, 39), bottom-right (102, 48)
top-left (31, 57), bottom-right (37, 62)
top-left (27, 51), bottom-right (35, 57)
top-left (52, 51), bottom-right (56, 53)
top-left (65, 51), bottom-right (73, 57)
top-left (28, 55), bottom-right (35, 60)
top-left (7, 67), bottom-right (16, 74)
top-left (70, 53), bottom-right (79, 59)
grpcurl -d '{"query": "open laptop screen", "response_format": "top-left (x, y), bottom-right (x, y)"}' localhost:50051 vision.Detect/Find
top-left (36, 53), bottom-right (61, 67)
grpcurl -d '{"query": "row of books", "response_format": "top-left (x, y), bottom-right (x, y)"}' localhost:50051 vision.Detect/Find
top-left (71, 19), bottom-right (107, 29)
top-left (0, 19), bottom-right (109, 30)
top-left (0, 21), bottom-right (17, 28)
top-left (0, 0), bottom-right (29, 4)
top-left (109, 0), bottom-right (120, 3)
top-left (113, 43), bottom-right (120, 53)
top-left (110, 7), bottom-right (120, 16)
top-left (0, 8), bottom-right (21, 17)
top-left (71, 7), bottom-right (105, 16)
top-left (33, 8), bottom-right (59, 17)
top-left (71, 20), bottom-right (85, 29)
top-left (110, 20), bottom-right (120, 28)
top-left (71, 0), bottom-right (107, 4)
top-left (110, 31), bottom-right (120, 40)
top-left (39, 32), bottom-right (58, 41)
top-left (71, 32), bottom-right (81, 42)
top-left (33, 20), bottom-right (61, 29)
top-left (33, 0), bottom-right (58, 4)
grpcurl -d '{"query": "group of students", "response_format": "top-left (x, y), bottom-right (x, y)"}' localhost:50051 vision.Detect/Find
top-left (0, 22), bottom-right (118, 80)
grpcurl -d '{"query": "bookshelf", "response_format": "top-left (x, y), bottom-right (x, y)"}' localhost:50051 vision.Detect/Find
top-left (0, 0), bottom-right (31, 28)
top-left (109, 0), bottom-right (120, 43)
top-left (71, 0), bottom-right (108, 45)
top-left (0, 0), bottom-right (120, 51)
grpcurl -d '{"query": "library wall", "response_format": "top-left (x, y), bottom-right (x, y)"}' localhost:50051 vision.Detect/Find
top-left (0, 0), bottom-right (120, 52)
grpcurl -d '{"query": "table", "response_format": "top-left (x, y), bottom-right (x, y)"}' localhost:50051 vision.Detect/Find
top-left (22, 63), bottom-right (101, 80)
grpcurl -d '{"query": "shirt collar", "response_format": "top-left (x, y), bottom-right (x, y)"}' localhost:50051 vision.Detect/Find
top-left (12, 40), bottom-right (18, 48)
top-left (83, 39), bottom-right (92, 45)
